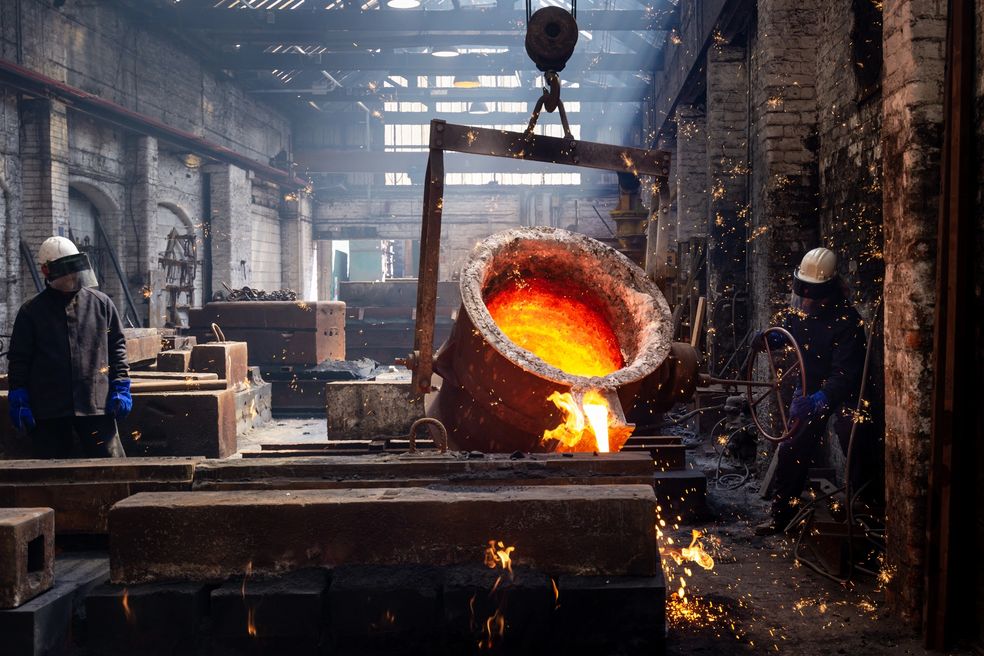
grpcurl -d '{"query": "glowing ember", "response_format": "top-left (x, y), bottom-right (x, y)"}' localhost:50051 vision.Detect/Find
top-left (122, 588), bottom-right (134, 624)
top-left (486, 278), bottom-right (624, 378)
top-left (247, 607), bottom-right (258, 638)
top-left (542, 389), bottom-right (634, 452)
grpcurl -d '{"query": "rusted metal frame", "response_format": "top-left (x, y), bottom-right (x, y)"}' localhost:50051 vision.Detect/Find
top-left (435, 121), bottom-right (671, 176)
top-left (923, 0), bottom-right (976, 647)
top-left (409, 119), bottom-right (671, 394)
top-left (0, 58), bottom-right (307, 189)
top-left (410, 134), bottom-right (445, 394)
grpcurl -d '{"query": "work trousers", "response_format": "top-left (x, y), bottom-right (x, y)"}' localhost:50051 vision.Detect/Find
top-left (770, 412), bottom-right (879, 521)
top-left (770, 417), bottom-right (827, 523)
top-left (31, 415), bottom-right (126, 459)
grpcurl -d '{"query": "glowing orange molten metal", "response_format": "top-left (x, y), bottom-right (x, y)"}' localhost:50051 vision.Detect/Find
top-left (486, 279), bottom-right (624, 378)
top-left (543, 390), bottom-right (634, 453)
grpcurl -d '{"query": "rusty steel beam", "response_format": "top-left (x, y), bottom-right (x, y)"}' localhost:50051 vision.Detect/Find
top-left (248, 85), bottom-right (651, 102)
top-left (219, 51), bottom-right (663, 73)
top-left (923, 0), bottom-right (977, 648)
top-left (0, 58), bottom-right (307, 188)
top-left (152, 8), bottom-right (673, 33)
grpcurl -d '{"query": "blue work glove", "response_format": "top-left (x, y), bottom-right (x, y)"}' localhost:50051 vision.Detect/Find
top-left (751, 330), bottom-right (784, 351)
top-left (107, 379), bottom-right (133, 419)
top-left (789, 390), bottom-right (829, 424)
top-left (8, 388), bottom-right (36, 432)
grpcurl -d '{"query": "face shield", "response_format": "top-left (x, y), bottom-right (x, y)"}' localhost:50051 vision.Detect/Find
top-left (790, 275), bottom-right (838, 315)
top-left (46, 252), bottom-right (99, 292)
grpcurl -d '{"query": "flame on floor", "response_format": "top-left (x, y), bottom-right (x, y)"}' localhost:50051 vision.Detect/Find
top-left (478, 540), bottom-right (517, 649)
top-left (122, 588), bottom-right (134, 624)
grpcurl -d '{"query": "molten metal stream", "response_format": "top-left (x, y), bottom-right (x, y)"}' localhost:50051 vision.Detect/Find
top-left (485, 278), bottom-right (624, 377)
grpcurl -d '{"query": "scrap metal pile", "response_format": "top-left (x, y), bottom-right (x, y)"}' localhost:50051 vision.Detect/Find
top-left (221, 285), bottom-right (297, 302)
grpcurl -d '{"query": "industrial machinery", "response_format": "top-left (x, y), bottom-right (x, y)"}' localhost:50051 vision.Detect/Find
top-left (398, 3), bottom-right (805, 454)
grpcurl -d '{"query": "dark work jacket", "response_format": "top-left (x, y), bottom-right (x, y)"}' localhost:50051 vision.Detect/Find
top-left (780, 299), bottom-right (866, 409)
top-left (6, 287), bottom-right (130, 420)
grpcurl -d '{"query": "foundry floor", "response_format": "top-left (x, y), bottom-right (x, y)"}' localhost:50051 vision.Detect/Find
top-left (235, 419), bottom-right (969, 655)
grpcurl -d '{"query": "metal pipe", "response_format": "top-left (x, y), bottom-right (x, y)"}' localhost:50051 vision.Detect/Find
top-left (92, 211), bottom-right (142, 327)
top-left (0, 58), bottom-right (306, 189)
top-left (19, 239), bottom-right (42, 293)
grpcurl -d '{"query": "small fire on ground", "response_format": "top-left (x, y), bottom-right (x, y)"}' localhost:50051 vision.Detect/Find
top-left (474, 540), bottom-right (518, 650)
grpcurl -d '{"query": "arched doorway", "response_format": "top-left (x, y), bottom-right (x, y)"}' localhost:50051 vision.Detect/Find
top-left (67, 182), bottom-right (130, 321)
top-left (68, 188), bottom-right (108, 283)
top-left (155, 202), bottom-right (202, 327)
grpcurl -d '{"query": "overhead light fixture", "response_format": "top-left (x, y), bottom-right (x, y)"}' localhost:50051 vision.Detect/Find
top-left (453, 74), bottom-right (481, 88)
top-left (431, 47), bottom-right (460, 58)
top-left (386, 0), bottom-right (420, 7)
top-left (468, 101), bottom-right (493, 115)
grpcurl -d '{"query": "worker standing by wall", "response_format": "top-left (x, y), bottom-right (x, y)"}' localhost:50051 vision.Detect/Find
top-left (753, 247), bottom-right (867, 535)
top-left (6, 237), bottom-right (131, 458)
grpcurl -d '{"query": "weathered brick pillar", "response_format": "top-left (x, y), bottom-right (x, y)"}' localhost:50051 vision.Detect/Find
top-left (880, 0), bottom-right (946, 624)
top-left (126, 135), bottom-right (160, 325)
top-left (0, 93), bottom-right (24, 346)
top-left (281, 192), bottom-right (315, 300)
top-left (750, 0), bottom-right (820, 330)
top-left (207, 164), bottom-right (252, 293)
top-left (19, 98), bottom-right (70, 297)
top-left (706, 43), bottom-right (750, 371)
top-left (674, 105), bottom-right (707, 245)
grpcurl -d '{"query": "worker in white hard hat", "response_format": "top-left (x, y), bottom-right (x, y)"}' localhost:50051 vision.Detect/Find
top-left (5, 236), bottom-right (131, 458)
top-left (752, 247), bottom-right (867, 535)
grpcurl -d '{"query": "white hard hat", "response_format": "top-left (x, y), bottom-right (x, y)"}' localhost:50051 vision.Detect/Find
top-left (794, 247), bottom-right (837, 284)
top-left (38, 236), bottom-right (80, 266)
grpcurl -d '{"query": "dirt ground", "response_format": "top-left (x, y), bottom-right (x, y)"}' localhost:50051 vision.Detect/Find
top-left (662, 436), bottom-right (972, 656)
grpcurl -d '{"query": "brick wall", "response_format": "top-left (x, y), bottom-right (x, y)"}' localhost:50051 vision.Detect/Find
top-left (706, 42), bottom-right (750, 369)
top-left (0, 89), bottom-right (22, 359)
top-left (5, 0), bottom-right (289, 161)
top-left (674, 105), bottom-right (708, 243)
top-left (249, 182), bottom-right (284, 292)
top-left (313, 186), bottom-right (624, 280)
top-left (0, 1), bottom-right (303, 332)
top-left (817, 0), bottom-right (885, 312)
top-left (880, 0), bottom-right (946, 623)
top-left (749, 0), bottom-right (821, 331)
